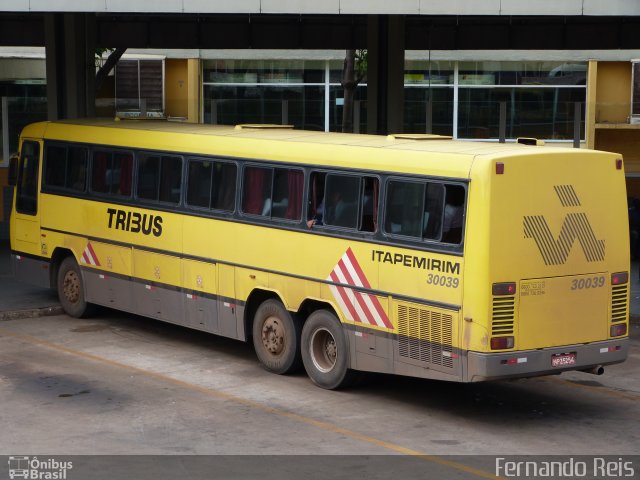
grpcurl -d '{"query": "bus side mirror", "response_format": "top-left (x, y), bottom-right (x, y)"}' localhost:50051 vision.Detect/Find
top-left (8, 154), bottom-right (19, 186)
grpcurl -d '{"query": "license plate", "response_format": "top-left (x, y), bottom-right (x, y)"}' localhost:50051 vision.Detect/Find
top-left (551, 352), bottom-right (576, 367)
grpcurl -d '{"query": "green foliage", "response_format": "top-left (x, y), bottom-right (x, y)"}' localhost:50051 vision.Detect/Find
top-left (355, 49), bottom-right (367, 81)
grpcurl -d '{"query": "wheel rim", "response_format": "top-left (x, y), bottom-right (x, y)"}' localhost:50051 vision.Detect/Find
top-left (261, 316), bottom-right (285, 356)
top-left (63, 269), bottom-right (80, 304)
top-left (310, 327), bottom-right (337, 373)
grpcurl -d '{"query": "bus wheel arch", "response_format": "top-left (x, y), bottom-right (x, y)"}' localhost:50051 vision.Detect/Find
top-left (56, 255), bottom-right (95, 318)
top-left (247, 290), bottom-right (302, 374)
top-left (49, 247), bottom-right (75, 289)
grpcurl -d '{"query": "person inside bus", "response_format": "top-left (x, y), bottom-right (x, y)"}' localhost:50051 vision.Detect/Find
top-left (441, 186), bottom-right (465, 243)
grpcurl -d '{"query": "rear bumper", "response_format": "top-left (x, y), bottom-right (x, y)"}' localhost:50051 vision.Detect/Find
top-left (466, 338), bottom-right (629, 382)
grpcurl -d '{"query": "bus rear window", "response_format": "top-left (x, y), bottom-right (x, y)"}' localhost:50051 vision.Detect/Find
top-left (385, 179), bottom-right (465, 244)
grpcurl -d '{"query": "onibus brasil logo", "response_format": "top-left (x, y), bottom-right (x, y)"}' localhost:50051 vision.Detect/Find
top-left (8, 456), bottom-right (73, 479)
top-left (523, 185), bottom-right (605, 265)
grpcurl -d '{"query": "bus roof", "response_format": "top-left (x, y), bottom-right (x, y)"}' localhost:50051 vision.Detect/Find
top-left (21, 119), bottom-right (614, 180)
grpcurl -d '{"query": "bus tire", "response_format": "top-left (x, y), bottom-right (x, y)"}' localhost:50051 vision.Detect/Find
top-left (252, 299), bottom-right (301, 375)
top-left (57, 256), bottom-right (94, 318)
top-left (301, 310), bottom-right (357, 390)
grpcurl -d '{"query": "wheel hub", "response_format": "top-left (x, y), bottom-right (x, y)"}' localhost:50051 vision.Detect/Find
top-left (310, 328), bottom-right (337, 373)
top-left (261, 316), bottom-right (284, 355)
top-left (63, 270), bottom-right (80, 304)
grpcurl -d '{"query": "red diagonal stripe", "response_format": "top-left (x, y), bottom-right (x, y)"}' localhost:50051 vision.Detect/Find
top-left (345, 247), bottom-right (371, 288)
top-left (337, 258), bottom-right (377, 326)
top-left (344, 248), bottom-right (391, 328)
top-left (330, 271), bottom-right (360, 322)
top-left (86, 242), bottom-right (101, 266)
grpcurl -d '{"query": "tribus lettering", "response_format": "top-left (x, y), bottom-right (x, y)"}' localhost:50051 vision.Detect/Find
top-left (107, 208), bottom-right (163, 237)
top-left (371, 249), bottom-right (460, 274)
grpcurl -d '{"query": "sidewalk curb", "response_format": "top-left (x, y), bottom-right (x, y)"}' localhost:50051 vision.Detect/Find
top-left (0, 305), bottom-right (64, 321)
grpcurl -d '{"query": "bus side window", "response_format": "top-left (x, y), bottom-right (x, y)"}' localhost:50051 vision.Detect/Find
top-left (242, 166), bottom-right (273, 216)
top-left (441, 184), bottom-right (465, 244)
top-left (385, 180), bottom-right (425, 238)
top-left (67, 147), bottom-right (88, 192)
top-left (271, 168), bottom-right (303, 221)
top-left (423, 183), bottom-right (445, 240)
top-left (137, 154), bottom-right (181, 204)
top-left (92, 150), bottom-right (132, 197)
top-left (44, 145), bottom-right (67, 188)
top-left (15, 140), bottom-right (40, 215)
top-left (187, 158), bottom-right (237, 212)
top-left (187, 160), bottom-right (213, 208)
top-left (210, 161), bottom-right (237, 212)
top-left (309, 172), bottom-right (377, 232)
top-left (324, 174), bottom-right (360, 229)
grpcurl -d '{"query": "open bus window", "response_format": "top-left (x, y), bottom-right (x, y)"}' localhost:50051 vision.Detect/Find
top-left (242, 165), bottom-right (303, 221)
top-left (308, 171), bottom-right (378, 232)
top-left (187, 158), bottom-right (237, 212)
top-left (385, 179), bottom-right (464, 244)
top-left (44, 145), bottom-right (88, 192)
top-left (136, 154), bottom-right (182, 204)
top-left (91, 150), bottom-right (133, 197)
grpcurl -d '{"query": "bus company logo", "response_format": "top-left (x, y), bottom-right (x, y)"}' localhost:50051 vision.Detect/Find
top-left (523, 185), bottom-right (605, 265)
top-left (7, 456), bottom-right (73, 479)
top-left (327, 248), bottom-right (393, 329)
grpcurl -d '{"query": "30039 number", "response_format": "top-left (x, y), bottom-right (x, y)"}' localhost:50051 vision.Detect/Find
top-left (426, 274), bottom-right (459, 288)
top-left (571, 276), bottom-right (605, 290)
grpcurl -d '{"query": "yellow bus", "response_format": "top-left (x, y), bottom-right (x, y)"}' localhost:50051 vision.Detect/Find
top-left (10, 119), bottom-right (630, 389)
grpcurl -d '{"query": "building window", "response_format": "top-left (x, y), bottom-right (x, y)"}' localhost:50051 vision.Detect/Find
top-left (202, 58), bottom-right (367, 133)
top-left (115, 59), bottom-right (164, 116)
top-left (403, 59), bottom-right (587, 141)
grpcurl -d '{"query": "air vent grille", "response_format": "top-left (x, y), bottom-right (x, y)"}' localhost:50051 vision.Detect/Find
top-left (397, 304), bottom-right (453, 368)
top-left (611, 284), bottom-right (628, 323)
top-left (492, 296), bottom-right (515, 335)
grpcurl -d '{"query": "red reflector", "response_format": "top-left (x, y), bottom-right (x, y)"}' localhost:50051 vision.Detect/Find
top-left (496, 162), bottom-right (504, 175)
top-left (616, 158), bottom-right (623, 170)
top-left (492, 282), bottom-right (516, 296)
top-left (611, 324), bottom-right (627, 337)
top-left (611, 272), bottom-right (629, 285)
top-left (491, 336), bottom-right (515, 350)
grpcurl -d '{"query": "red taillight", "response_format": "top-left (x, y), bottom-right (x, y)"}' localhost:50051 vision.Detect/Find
top-left (491, 336), bottom-right (514, 350)
top-left (611, 324), bottom-right (627, 337)
top-left (616, 158), bottom-right (623, 170)
top-left (492, 282), bottom-right (516, 296)
top-left (611, 272), bottom-right (629, 285)
top-left (496, 162), bottom-right (504, 175)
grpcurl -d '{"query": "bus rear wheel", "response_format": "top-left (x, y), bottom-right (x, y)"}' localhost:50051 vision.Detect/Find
top-left (252, 299), bottom-right (301, 374)
top-left (57, 256), bottom-right (93, 318)
top-left (301, 310), bottom-right (357, 390)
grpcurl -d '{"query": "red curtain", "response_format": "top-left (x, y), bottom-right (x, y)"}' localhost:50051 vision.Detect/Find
top-left (243, 167), bottom-right (266, 214)
top-left (286, 170), bottom-right (303, 220)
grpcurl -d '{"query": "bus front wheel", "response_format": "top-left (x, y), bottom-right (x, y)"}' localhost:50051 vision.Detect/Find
top-left (301, 310), bottom-right (357, 390)
top-left (252, 299), bottom-right (301, 374)
top-left (57, 256), bottom-right (93, 318)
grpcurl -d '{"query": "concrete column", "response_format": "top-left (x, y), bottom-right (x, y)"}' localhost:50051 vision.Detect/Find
top-left (366, 15), bottom-right (405, 135)
top-left (45, 13), bottom-right (96, 120)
